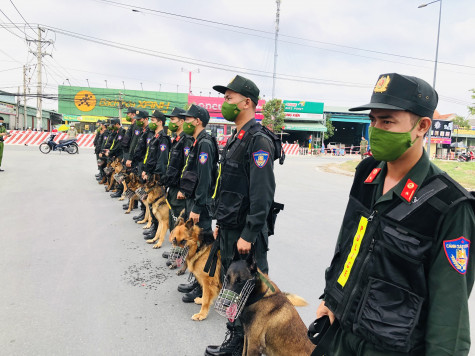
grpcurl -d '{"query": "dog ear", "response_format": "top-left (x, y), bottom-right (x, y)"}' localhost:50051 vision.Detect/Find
top-left (185, 218), bottom-right (194, 230)
top-left (178, 209), bottom-right (186, 220)
top-left (246, 246), bottom-right (257, 273)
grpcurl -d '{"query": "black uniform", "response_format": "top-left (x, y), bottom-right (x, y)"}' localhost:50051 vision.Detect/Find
top-left (214, 118), bottom-right (276, 275)
top-left (164, 131), bottom-right (194, 229)
top-left (132, 126), bottom-right (152, 173)
top-left (109, 127), bottom-right (126, 159)
top-left (121, 122), bottom-right (136, 161)
top-left (143, 129), bottom-right (171, 182)
top-left (179, 130), bottom-right (218, 233)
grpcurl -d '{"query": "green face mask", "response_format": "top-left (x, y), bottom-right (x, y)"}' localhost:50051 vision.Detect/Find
top-left (148, 122), bottom-right (158, 131)
top-left (183, 121), bottom-right (196, 135)
top-left (136, 120), bottom-right (144, 127)
top-left (125, 116), bottom-right (132, 122)
top-left (221, 100), bottom-right (245, 122)
top-left (368, 120), bottom-right (420, 162)
top-left (168, 122), bottom-right (179, 132)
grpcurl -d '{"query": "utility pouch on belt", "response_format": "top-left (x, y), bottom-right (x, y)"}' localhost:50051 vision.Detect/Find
top-left (266, 201), bottom-right (284, 236)
top-left (179, 170), bottom-right (198, 198)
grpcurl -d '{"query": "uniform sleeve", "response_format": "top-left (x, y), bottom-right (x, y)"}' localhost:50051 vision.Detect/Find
top-left (154, 137), bottom-right (170, 182)
top-left (144, 140), bottom-right (159, 174)
top-left (240, 134), bottom-right (275, 243)
top-left (425, 200), bottom-right (475, 355)
top-left (121, 125), bottom-right (133, 149)
top-left (191, 140), bottom-right (215, 215)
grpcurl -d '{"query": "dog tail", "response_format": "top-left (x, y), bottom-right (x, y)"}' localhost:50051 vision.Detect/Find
top-left (284, 293), bottom-right (308, 307)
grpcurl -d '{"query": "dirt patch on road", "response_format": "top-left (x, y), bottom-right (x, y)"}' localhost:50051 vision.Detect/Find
top-left (320, 163), bottom-right (356, 177)
top-left (123, 259), bottom-right (170, 290)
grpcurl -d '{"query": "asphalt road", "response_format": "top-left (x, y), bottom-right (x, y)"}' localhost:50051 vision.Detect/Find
top-left (0, 145), bottom-right (474, 356)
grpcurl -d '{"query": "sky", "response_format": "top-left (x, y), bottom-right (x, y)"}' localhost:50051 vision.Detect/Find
top-left (1, 0), bottom-right (474, 116)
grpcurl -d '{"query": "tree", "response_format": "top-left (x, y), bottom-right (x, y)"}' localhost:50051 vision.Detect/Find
top-left (453, 115), bottom-right (470, 130)
top-left (469, 89), bottom-right (475, 115)
top-left (262, 99), bottom-right (285, 133)
top-left (324, 114), bottom-right (335, 140)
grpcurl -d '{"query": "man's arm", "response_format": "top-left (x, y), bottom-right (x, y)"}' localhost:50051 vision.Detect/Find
top-left (425, 201), bottom-right (475, 355)
top-left (240, 134), bottom-right (275, 244)
top-left (190, 140), bottom-right (215, 215)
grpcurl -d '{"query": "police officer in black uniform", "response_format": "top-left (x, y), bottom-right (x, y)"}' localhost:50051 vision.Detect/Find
top-left (178, 104), bottom-right (218, 303)
top-left (107, 118), bottom-right (127, 198)
top-left (205, 75), bottom-right (279, 356)
top-left (94, 120), bottom-right (105, 180)
top-left (121, 107), bottom-right (137, 163)
top-left (127, 110), bottom-right (151, 221)
top-left (162, 107), bottom-right (194, 230)
top-left (316, 73), bottom-right (475, 356)
top-left (141, 110), bottom-right (171, 239)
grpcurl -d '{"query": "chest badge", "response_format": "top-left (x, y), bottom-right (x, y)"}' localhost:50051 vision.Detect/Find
top-left (444, 237), bottom-right (470, 274)
top-left (253, 150), bottom-right (269, 168)
top-left (184, 147), bottom-right (190, 156)
top-left (160, 144), bottom-right (166, 151)
top-left (147, 138), bottom-right (151, 144)
top-left (401, 179), bottom-right (418, 203)
top-left (199, 152), bottom-right (208, 164)
top-left (364, 168), bottom-right (381, 183)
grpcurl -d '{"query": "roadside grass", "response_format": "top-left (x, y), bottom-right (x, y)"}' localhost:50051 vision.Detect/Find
top-left (338, 159), bottom-right (475, 190)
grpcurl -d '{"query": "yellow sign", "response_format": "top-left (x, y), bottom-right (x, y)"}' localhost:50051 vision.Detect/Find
top-left (74, 90), bottom-right (97, 112)
top-left (337, 216), bottom-right (368, 287)
top-left (84, 125), bottom-right (90, 130)
top-left (374, 75), bottom-right (391, 93)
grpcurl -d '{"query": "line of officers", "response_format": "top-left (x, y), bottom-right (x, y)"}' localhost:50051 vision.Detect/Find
top-left (92, 75), bottom-right (281, 356)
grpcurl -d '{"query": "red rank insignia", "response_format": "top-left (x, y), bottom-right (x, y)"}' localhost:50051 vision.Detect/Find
top-left (176, 135), bottom-right (180, 141)
top-left (364, 168), bottom-right (381, 183)
top-left (237, 130), bottom-right (245, 140)
top-left (401, 179), bottom-right (418, 203)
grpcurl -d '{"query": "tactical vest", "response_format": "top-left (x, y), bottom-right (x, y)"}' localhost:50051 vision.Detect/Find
top-left (164, 134), bottom-right (193, 188)
top-left (143, 131), bottom-right (171, 165)
top-left (323, 157), bottom-right (474, 353)
top-left (179, 132), bottom-right (218, 199)
top-left (214, 123), bottom-right (283, 230)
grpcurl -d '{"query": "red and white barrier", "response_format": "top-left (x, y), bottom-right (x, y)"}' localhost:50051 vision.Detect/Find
top-left (3, 130), bottom-right (95, 148)
top-left (282, 143), bottom-right (299, 156)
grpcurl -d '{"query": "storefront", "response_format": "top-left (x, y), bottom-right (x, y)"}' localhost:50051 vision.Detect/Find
top-left (282, 100), bottom-right (326, 147)
top-left (62, 114), bottom-right (130, 134)
top-left (323, 106), bottom-right (370, 150)
top-left (188, 95), bottom-right (265, 138)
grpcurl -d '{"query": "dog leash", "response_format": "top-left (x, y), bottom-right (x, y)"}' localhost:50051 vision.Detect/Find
top-left (308, 317), bottom-right (340, 356)
top-left (203, 233), bottom-right (220, 277)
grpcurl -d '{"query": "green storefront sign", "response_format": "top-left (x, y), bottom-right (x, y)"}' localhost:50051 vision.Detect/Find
top-left (283, 100), bottom-right (324, 114)
top-left (58, 86), bottom-right (188, 117)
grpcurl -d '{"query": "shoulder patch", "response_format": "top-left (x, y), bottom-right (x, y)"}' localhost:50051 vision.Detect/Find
top-left (253, 150), bottom-right (269, 168)
top-left (184, 146), bottom-right (190, 157)
top-left (146, 138), bottom-right (151, 144)
top-left (118, 135), bottom-right (122, 140)
top-left (134, 130), bottom-right (140, 135)
top-left (199, 152), bottom-right (208, 164)
top-left (160, 144), bottom-right (166, 151)
top-left (444, 237), bottom-right (470, 274)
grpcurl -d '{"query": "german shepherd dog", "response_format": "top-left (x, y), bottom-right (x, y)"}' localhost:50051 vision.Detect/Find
top-left (226, 251), bottom-right (315, 356)
top-left (124, 173), bottom-right (141, 214)
top-left (169, 219), bottom-right (222, 321)
top-left (105, 158), bottom-right (123, 192)
top-left (136, 175), bottom-right (163, 228)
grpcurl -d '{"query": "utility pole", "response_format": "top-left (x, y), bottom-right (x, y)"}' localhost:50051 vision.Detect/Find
top-left (16, 86), bottom-right (20, 129)
top-left (36, 26), bottom-right (43, 130)
top-left (181, 68), bottom-right (200, 95)
top-left (118, 92), bottom-right (123, 120)
top-left (272, 0), bottom-right (281, 99)
top-left (23, 65), bottom-right (27, 130)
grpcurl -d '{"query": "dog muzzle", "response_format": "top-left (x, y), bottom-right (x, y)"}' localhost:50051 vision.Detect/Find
top-left (124, 189), bottom-right (135, 199)
top-left (114, 173), bottom-right (125, 183)
top-left (97, 159), bottom-right (105, 167)
top-left (214, 277), bottom-right (255, 322)
top-left (167, 245), bottom-right (189, 268)
top-left (135, 187), bottom-right (147, 200)
top-left (104, 167), bottom-right (114, 175)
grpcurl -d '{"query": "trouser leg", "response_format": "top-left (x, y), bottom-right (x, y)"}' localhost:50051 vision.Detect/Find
top-left (0, 142), bottom-right (4, 167)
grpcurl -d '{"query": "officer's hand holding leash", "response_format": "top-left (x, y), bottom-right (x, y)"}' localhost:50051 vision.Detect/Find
top-left (126, 160), bottom-right (132, 168)
top-left (213, 226), bottom-right (219, 240)
top-left (237, 238), bottom-right (251, 254)
top-left (316, 300), bottom-right (335, 325)
top-left (141, 171), bottom-right (147, 180)
top-left (177, 191), bottom-right (185, 200)
top-left (189, 211), bottom-right (200, 223)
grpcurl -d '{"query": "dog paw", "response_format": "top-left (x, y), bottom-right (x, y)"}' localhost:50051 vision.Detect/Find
top-left (191, 313), bottom-right (207, 321)
top-left (152, 243), bottom-right (162, 249)
top-left (194, 297), bottom-right (203, 305)
top-left (176, 269), bottom-right (185, 276)
top-left (125, 211), bottom-right (130, 214)
top-left (145, 239), bottom-right (154, 244)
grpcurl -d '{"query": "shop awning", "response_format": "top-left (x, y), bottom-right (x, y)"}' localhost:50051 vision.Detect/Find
top-left (284, 123), bottom-right (327, 132)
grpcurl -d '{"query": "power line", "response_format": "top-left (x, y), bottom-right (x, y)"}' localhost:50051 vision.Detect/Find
top-left (0, 22), bottom-right (25, 40)
top-left (9, 0), bottom-right (36, 34)
top-left (94, 0), bottom-right (475, 70)
top-left (0, 8), bottom-right (31, 39)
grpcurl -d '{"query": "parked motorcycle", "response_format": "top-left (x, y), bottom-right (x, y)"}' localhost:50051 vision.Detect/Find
top-left (457, 151), bottom-right (474, 162)
top-left (39, 134), bottom-right (79, 154)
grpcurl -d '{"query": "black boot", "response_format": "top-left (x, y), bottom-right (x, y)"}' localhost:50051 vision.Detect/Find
top-left (122, 203), bottom-right (129, 210)
top-left (143, 222), bottom-right (157, 235)
top-left (133, 210), bottom-right (145, 221)
top-left (205, 324), bottom-right (244, 356)
top-left (182, 284), bottom-right (202, 303)
top-left (95, 173), bottom-right (103, 181)
top-left (178, 278), bottom-right (198, 293)
top-left (110, 191), bottom-right (122, 198)
top-left (143, 230), bottom-right (157, 240)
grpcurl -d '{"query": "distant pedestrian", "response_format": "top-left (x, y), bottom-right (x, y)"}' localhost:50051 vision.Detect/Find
top-left (0, 116), bottom-right (11, 172)
top-left (360, 136), bottom-right (368, 159)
